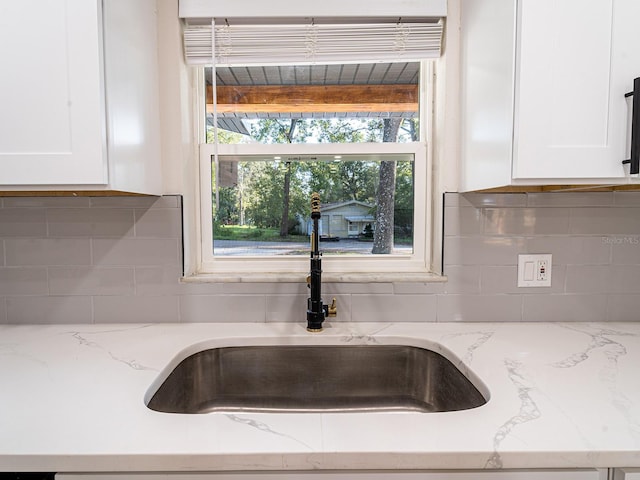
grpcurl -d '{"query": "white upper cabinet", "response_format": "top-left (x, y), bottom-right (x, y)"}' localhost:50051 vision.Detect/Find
top-left (614, 469), bottom-right (640, 480)
top-left (0, 0), bottom-right (161, 194)
top-left (460, 0), bottom-right (640, 191)
top-left (0, 1), bottom-right (106, 185)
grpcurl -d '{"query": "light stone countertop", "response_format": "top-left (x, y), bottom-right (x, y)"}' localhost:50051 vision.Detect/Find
top-left (1, 321), bottom-right (640, 473)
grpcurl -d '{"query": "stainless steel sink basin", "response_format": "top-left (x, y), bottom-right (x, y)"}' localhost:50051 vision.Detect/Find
top-left (146, 345), bottom-right (488, 413)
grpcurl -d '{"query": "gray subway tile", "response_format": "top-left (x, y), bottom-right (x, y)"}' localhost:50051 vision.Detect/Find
top-left (443, 192), bottom-right (463, 207)
top-left (0, 268), bottom-right (48, 295)
top-left (152, 195), bottom-right (180, 208)
top-left (526, 192), bottom-right (614, 207)
top-left (447, 193), bottom-right (527, 208)
top-left (444, 236), bottom-right (526, 266)
top-left (444, 206), bottom-right (483, 236)
top-left (569, 207), bottom-right (640, 234)
top-left (436, 294), bottom-right (523, 322)
top-left (613, 192), bottom-right (640, 206)
top-left (441, 265), bottom-right (480, 294)
top-left (47, 208), bottom-right (134, 237)
top-left (180, 295), bottom-right (266, 322)
top-left (93, 295), bottom-right (180, 323)
top-left (323, 282), bottom-right (394, 295)
top-left (134, 208), bottom-right (182, 238)
top-left (5, 238), bottom-right (91, 266)
top-left (350, 294), bottom-right (436, 322)
top-left (135, 266), bottom-right (224, 295)
top-left (609, 236), bottom-right (640, 264)
top-left (2, 197), bottom-right (91, 208)
top-left (48, 266), bottom-right (134, 295)
top-left (393, 282), bottom-right (445, 294)
top-left (480, 265), bottom-right (565, 294)
top-left (484, 208), bottom-right (570, 236)
top-left (92, 238), bottom-right (180, 266)
top-left (90, 195), bottom-right (179, 208)
top-left (564, 265), bottom-right (612, 294)
top-left (90, 196), bottom-right (160, 208)
top-left (522, 294), bottom-right (607, 322)
top-left (526, 236), bottom-right (612, 265)
top-left (6, 296), bottom-right (92, 324)
top-left (0, 209), bottom-right (46, 237)
top-left (266, 294), bottom-right (314, 323)
top-left (265, 294), bottom-right (350, 323)
top-left (223, 282), bottom-right (309, 295)
top-left (135, 265), bottom-right (188, 295)
top-left (607, 294), bottom-right (640, 321)
top-left (607, 265), bottom-right (640, 294)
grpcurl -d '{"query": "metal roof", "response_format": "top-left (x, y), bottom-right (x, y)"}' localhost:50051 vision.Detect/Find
top-left (206, 62), bottom-right (419, 131)
top-left (207, 62), bottom-right (419, 86)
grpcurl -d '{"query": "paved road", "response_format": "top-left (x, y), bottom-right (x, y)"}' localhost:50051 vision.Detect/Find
top-left (213, 238), bottom-right (412, 256)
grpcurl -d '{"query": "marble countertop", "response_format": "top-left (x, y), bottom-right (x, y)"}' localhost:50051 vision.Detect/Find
top-left (2, 321), bottom-right (640, 473)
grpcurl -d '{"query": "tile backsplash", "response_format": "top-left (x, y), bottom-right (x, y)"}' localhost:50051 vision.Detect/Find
top-left (0, 192), bottom-right (639, 324)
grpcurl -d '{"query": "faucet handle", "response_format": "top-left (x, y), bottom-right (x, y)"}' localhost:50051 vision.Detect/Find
top-left (327, 298), bottom-right (337, 317)
top-left (311, 192), bottom-right (321, 214)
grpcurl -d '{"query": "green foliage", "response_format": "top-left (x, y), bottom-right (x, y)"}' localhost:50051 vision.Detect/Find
top-left (215, 186), bottom-right (240, 224)
top-left (206, 127), bottom-right (245, 145)
top-left (214, 224), bottom-right (307, 242)
top-left (394, 161), bottom-right (414, 235)
top-left (240, 160), bottom-right (308, 229)
top-left (211, 119), bottom-right (417, 239)
top-left (338, 161), bottom-right (377, 202)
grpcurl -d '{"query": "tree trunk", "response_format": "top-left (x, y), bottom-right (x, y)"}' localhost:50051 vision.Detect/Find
top-left (372, 118), bottom-right (402, 254)
top-left (280, 161), bottom-right (292, 236)
top-left (280, 120), bottom-right (298, 237)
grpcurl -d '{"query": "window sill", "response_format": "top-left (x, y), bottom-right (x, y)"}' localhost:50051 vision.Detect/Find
top-left (182, 272), bottom-right (447, 284)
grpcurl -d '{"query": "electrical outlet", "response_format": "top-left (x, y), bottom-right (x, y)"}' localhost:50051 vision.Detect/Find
top-left (518, 254), bottom-right (552, 287)
top-left (536, 259), bottom-right (549, 282)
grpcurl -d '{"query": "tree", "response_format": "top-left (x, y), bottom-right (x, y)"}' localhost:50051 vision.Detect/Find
top-left (337, 161), bottom-right (376, 202)
top-left (280, 120), bottom-right (298, 237)
top-left (372, 118), bottom-right (402, 254)
top-left (212, 116), bottom-right (417, 249)
top-left (240, 160), bottom-right (307, 230)
top-left (394, 161), bottom-right (414, 238)
top-left (247, 119), bottom-right (305, 236)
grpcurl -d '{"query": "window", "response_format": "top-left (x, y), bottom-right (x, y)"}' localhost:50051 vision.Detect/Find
top-left (185, 15), bottom-right (443, 279)
top-left (207, 152), bottom-right (417, 258)
top-left (196, 60), bottom-right (433, 278)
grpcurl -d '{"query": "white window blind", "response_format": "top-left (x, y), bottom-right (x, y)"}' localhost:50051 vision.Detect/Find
top-left (183, 20), bottom-right (444, 66)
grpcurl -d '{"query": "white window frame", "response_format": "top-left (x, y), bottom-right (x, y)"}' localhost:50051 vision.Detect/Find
top-left (192, 62), bottom-right (436, 281)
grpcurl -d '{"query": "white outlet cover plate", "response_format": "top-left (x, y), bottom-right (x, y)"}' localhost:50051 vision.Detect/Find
top-left (518, 254), bottom-right (552, 287)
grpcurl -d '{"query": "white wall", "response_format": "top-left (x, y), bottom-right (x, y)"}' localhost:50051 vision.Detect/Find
top-left (157, 0), bottom-right (196, 196)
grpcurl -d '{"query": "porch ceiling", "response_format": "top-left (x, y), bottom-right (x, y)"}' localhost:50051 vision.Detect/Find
top-left (207, 62), bottom-right (420, 122)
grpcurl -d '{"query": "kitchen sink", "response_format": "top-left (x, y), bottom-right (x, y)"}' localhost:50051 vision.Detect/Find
top-left (146, 345), bottom-right (488, 413)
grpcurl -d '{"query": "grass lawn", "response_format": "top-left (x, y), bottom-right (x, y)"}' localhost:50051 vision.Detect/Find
top-left (214, 224), bottom-right (308, 242)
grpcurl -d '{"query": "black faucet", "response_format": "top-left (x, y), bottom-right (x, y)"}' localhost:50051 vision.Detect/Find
top-left (306, 193), bottom-right (336, 332)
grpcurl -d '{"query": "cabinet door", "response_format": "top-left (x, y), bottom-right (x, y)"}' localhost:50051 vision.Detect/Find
top-left (513, 0), bottom-right (640, 180)
top-left (0, 0), bottom-right (107, 185)
top-left (614, 468), bottom-right (640, 480)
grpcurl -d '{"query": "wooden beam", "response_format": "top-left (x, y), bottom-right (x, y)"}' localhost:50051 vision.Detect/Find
top-left (206, 84), bottom-right (419, 114)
